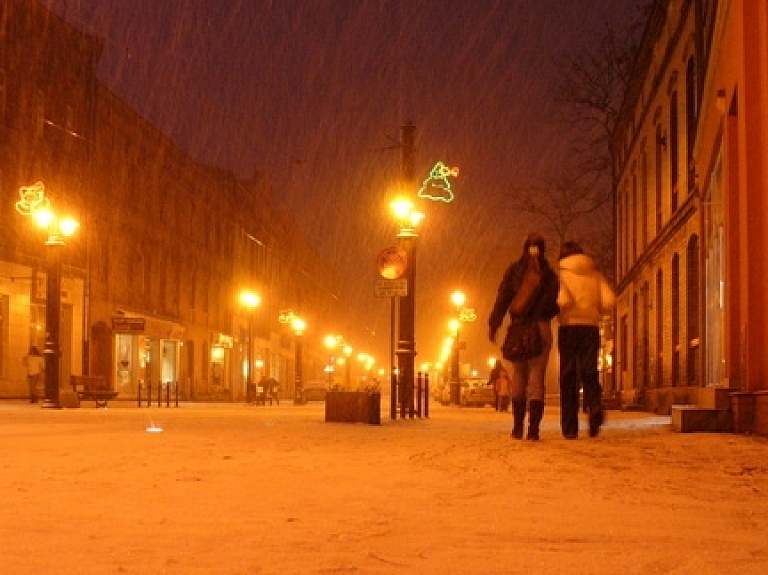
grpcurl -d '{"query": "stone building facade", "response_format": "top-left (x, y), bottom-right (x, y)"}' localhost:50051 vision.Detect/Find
top-left (0, 0), bottom-right (342, 402)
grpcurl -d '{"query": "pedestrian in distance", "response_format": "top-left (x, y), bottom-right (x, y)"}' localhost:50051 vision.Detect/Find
top-left (487, 359), bottom-right (504, 411)
top-left (23, 346), bottom-right (45, 404)
top-left (488, 233), bottom-right (559, 440)
top-left (556, 241), bottom-right (616, 439)
top-left (268, 378), bottom-right (280, 405)
top-left (493, 366), bottom-right (512, 413)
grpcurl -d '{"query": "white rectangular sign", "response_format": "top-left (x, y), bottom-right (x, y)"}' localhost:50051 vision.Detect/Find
top-left (375, 278), bottom-right (408, 298)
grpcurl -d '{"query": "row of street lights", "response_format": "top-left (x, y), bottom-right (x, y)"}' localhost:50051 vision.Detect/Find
top-left (323, 334), bottom-right (377, 390)
top-left (239, 292), bottom-right (310, 404)
top-left (241, 296), bottom-right (377, 400)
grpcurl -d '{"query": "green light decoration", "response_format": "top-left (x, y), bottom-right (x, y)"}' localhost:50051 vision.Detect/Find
top-left (418, 162), bottom-right (459, 203)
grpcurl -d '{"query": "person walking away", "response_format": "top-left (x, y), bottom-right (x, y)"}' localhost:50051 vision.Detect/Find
top-left (494, 367), bottom-right (512, 412)
top-left (23, 346), bottom-right (45, 403)
top-left (487, 359), bottom-right (504, 410)
top-left (556, 241), bottom-right (616, 438)
top-left (488, 233), bottom-right (559, 440)
top-left (268, 378), bottom-right (280, 405)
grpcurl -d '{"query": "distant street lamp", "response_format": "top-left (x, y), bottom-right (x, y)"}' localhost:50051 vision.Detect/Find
top-left (16, 182), bottom-right (79, 409)
top-left (291, 316), bottom-right (306, 404)
top-left (343, 344), bottom-right (353, 389)
top-left (324, 334), bottom-right (339, 387)
top-left (449, 290), bottom-right (466, 405)
top-left (239, 290), bottom-right (261, 402)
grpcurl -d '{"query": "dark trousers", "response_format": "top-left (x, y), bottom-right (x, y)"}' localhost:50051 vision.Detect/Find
top-left (558, 325), bottom-right (601, 436)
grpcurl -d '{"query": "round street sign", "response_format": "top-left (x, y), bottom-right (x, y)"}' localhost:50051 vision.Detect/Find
top-left (377, 246), bottom-right (408, 279)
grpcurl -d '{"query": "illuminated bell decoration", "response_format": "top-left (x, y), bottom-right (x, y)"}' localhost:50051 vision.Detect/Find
top-left (15, 181), bottom-right (50, 216)
top-left (418, 161), bottom-right (458, 203)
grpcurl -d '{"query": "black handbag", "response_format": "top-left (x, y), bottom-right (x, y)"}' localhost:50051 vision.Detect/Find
top-left (501, 317), bottom-right (542, 362)
top-left (501, 281), bottom-right (545, 362)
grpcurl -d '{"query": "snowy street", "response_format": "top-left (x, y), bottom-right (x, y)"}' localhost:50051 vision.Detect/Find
top-left (1, 400), bottom-right (766, 574)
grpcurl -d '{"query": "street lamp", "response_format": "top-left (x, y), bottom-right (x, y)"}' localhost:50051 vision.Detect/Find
top-left (449, 290), bottom-right (466, 405)
top-left (390, 197), bottom-right (424, 418)
top-left (343, 344), bottom-right (353, 389)
top-left (239, 290), bottom-right (261, 402)
top-left (291, 316), bottom-right (306, 404)
top-left (324, 334), bottom-right (339, 387)
top-left (16, 182), bottom-right (79, 409)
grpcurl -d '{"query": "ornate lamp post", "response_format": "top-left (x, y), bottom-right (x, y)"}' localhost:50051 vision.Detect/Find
top-left (449, 290), bottom-right (466, 405)
top-left (16, 182), bottom-right (79, 409)
top-left (390, 197), bottom-right (424, 418)
top-left (343, 344), bottom-right (353, 389)
top-left (324, 334), bottom-right (339, 388)
top-left (239, 290), bottom-right (261, 402)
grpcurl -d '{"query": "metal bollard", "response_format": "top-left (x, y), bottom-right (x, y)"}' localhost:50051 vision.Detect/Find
top-left (147, 381), bottom-right (152, 407)
top-left (137, 380), bottom-right (142, 407)
top-left (424, 373), bottom-right (430, 419)
top-left (157, 380), bottom-right (162, 407)
top-left (416, 372), bottom-right (423, 418)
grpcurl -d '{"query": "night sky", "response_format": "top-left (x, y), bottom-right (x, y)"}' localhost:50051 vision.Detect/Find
top-left (44, 0), bottom-right (641, 373)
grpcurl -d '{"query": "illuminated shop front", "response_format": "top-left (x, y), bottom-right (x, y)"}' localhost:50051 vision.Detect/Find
top-left (111, 314), bottom-right (184, 397)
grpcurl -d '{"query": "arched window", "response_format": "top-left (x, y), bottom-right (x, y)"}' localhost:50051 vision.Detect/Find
top-left (670, 90), bottom-right (680, 212)
top-left (685, 56), bottom-right (697, 165)
top-left (655, 124), bottom-right (664, 233)
top-left (656, 269), bottom-right (664, 387)
top-left (671, 254), bottom-right (680, 385)
top-left (686, 236), bottom-right (700, 384)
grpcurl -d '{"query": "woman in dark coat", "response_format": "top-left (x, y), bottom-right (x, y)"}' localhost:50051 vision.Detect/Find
top-left (488, 233), bottom-right (559, 440)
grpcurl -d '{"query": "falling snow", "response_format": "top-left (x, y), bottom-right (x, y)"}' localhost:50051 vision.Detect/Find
top-left (41, 0), bottom-right (641, 373)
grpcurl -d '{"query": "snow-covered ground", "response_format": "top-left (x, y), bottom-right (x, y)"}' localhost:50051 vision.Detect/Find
top-left (1, 400), bottom-right (766, 574)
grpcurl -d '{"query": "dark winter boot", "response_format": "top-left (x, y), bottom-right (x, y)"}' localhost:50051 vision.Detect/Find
top-left (588, 405), bottom-right (605, 437)
top-left (511, 400), bottom-right (526, 439)
top-left (527, 400), bottom-right (545, 441)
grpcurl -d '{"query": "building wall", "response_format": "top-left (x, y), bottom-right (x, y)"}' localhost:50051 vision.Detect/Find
top-left (615, 0), bottom-right (768, 432)
top-left (694, 0), bottom-right (768, 433)
top-left (0, 0), bottom-right (343, 400)
top-left (613, 0), bottom-right (703, 413)
top-left (0, 0), bottom-right (99, 396)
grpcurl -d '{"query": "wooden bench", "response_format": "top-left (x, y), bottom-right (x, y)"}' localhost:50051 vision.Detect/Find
top-left (70, 376), bottom-right (119, 407)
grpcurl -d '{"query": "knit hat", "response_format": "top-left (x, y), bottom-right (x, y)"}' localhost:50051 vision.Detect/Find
top-left (523, 233), bottom-right (546, 254)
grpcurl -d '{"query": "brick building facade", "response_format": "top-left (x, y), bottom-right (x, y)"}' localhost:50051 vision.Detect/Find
top-left (613, 0), bottom-right (768, 433)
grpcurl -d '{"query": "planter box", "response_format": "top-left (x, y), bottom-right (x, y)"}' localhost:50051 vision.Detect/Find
top-left (325, 391), bottom-right (381, 424)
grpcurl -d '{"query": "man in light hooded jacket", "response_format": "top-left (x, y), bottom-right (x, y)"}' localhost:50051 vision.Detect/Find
top-left (556, 241), bottom-right (616, 438)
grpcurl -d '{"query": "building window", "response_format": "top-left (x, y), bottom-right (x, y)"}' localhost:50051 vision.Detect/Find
top-left (671, 254), bottom-right (680, 386)
top-left (655, 124), bottom-right (663, 233)
top-left (670, 91), bottom-right (679, 212)
top-left (686, 236), bottom-right (700, 384)
top-left (620, 313), bottom-right (628, 382)
top-left (632, 292), bottom-right (639, 390)
top-left (685, 57), bottom-right (697, 163)
top-left (631, 167), bottom-right (637, 264)
top-left (656, 269), bottom-right (664, 387)
top-left (641, 147), bottom-right (648, 248)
